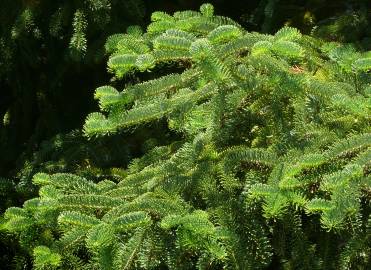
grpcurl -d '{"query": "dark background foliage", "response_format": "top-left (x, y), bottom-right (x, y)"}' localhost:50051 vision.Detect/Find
top-left (0, 0), bottom-right (370, 268)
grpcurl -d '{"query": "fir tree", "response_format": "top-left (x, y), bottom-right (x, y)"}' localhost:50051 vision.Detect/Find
top-left (2, 3), bottom-right (371, 269)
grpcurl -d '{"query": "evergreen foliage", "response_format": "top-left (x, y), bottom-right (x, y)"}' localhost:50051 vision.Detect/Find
top-left (1, 2), bottom-right (371, 269)
top-left (0, 0), bottom-right (146, 176)
top-left (244, 0), bottom-right (370, 47)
